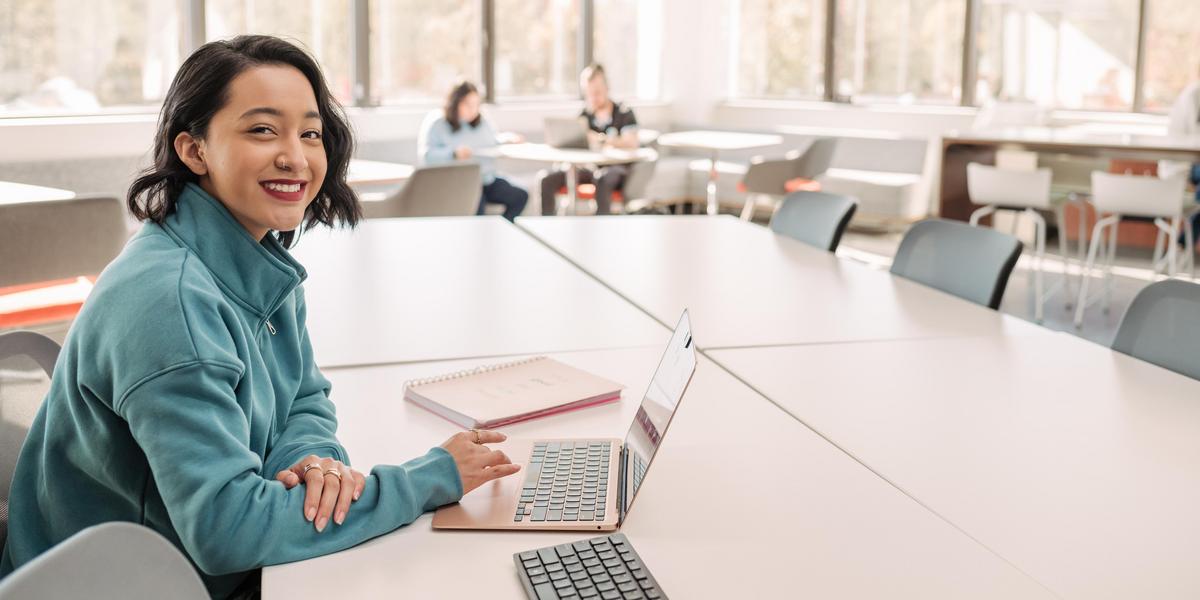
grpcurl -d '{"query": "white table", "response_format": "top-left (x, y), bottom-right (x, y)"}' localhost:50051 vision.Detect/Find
top-left (517, 215), bottom-right (1044, 349)
top-left (347, 159), bottom-right (414, 187)
top-left (495, 143), bottom-right (658, 215)
top-left (655, 130), bottom-right (783, 215)
top-left (0, 181), bottom-right (76, 206)
top-left (291, 217), bottom-right (667, 368)
top-left (262, 347), bottom-right (1055, 599)
top-left (709, 333), bottom-right (1200, 600)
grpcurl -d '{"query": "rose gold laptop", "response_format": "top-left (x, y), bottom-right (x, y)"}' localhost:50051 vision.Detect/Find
top-left (433, 310), bottom-right (697, 532)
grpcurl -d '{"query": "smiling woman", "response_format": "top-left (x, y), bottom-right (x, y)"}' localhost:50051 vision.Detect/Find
top-left (0, 35), bottom-right (521, 599)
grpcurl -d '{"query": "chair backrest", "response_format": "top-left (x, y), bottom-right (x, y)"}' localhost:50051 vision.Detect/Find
top-left (769, 191), bottom-right (859, 252)
top-left (0, 195), bottom-right (129, 288)
top-left (966, 163), bottom-right (1053, 210)
top-left (1090, 171), bottom-right (1187, 218)
top-left (621, 158), bottom-right (658, 201)
top-left (742, 156), bottom-right (797, 195)
top-left (0, 331), bottom-right (61, 550)
top-left (890, 218), bottom-right (1023, 309)
top-left (0, 522), bottom-right (207, 600)
top-left (1112, 279), bottom-right (1200, 381)
top-left (791, 137), bottom-right (838, 180)
top-left (362, 163), bottom-right (482, 219)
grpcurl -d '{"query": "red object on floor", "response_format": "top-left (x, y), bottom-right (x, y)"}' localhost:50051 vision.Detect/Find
top-left (0, 277), bottom-right (96, 329)
top-left (734, 179), bottom-right (822, 194)
top-left (557, 185), bottom-right (623, 204)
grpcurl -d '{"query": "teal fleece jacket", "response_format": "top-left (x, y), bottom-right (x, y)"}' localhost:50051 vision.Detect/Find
top-left (0, 183), bottom-right (463, 597)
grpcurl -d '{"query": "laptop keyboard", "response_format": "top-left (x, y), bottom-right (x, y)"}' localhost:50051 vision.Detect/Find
top-left (515, 441), bottom-right (611, 523)
top-left (515, 533), bottom-right (667, 600)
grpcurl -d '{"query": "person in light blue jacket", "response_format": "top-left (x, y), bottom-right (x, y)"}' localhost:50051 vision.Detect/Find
top-left (419, 81), bottom-right (528, 221)
top-left (0, 35), bottom-right (520, 599)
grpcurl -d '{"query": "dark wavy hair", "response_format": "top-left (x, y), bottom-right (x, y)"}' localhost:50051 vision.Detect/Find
top-left (443, 81), bottom-right (482, 132)
top-left (127, 35), bottom-right (360, 247)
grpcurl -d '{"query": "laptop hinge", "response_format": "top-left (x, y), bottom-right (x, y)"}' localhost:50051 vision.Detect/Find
top-left (617, 444), bottom-right (628, 524)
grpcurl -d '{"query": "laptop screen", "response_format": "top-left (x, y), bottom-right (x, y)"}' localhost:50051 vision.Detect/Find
top-left (619, 310), bottom-right (697, 519)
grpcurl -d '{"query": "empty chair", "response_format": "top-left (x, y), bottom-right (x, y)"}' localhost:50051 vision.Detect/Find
top-left (1111, 279), bottom-right (1200, 380)
top-left (0, 330), bottom-right (61, 550)
top-left (890, 218), bottom-right (1024, 309)
top-left (769, 191), bottom-right (858, 252)
top-left (361, 162), bottom-right (482, 219)
top-left (739, 138), bottom-right (837, 221)
top-left (1074, 171), bottom-right (1192, 328)
top-left (967, 163), bottom-right (1068, 322)
top-left (0, 195), bottom-right (129, 288)
top-left (0, 522), bottom-right (207, 599)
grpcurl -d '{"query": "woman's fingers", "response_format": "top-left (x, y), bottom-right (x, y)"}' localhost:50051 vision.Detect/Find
top-left (485, 449), bottom-right (512, 467)
top-left (315, 462), bottom-right (342, 532)
top-left (302, 458), bottom-right (327, 522)
top-left (353, 469), bottom-right (366, 502)
top-left (472, 429), bottom-right (507, 444)
top-left (332, 464), bottom-right (355, 526)
top-left (275, 469), bottom-right (300, 489)
top-left (484, 463), bottom-right (522, 481)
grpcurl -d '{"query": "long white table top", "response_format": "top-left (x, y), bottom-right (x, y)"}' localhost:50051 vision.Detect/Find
top-left (709, 333), bottom-right (1200, 600)
top-left (0, 181), bottom-right (76, 206)
top-left (516, 215), bottom-right (1043, 349)
top-left (263, 346), bottom-right (1055, 599)
top-left (291, 217), bottom-right (667, 368)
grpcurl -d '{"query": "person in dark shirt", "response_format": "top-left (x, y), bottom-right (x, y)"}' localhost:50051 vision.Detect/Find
top-left (540, 64), bottom-right (639, 215)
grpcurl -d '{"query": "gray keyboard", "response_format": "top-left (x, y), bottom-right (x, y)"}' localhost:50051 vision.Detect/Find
top-left (515, 441), bottom-right (611, 523)
top-left (515, 533), bottom-right (667, 600)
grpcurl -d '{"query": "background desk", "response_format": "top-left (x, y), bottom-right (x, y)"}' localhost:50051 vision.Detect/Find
top-left (292, 217), bottom-right (666, 368)
top-left (263, 347), bottom-right (1055, 599)
top-left (517, 215), bottom-right (1043, 349)
top-left (710, 333), bottom-right (1200, 600)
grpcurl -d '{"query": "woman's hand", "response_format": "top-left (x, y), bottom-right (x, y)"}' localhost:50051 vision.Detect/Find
top-left (497, 131), bottom-right (525, 145)
top-left (440, 429), bottom-right (521, 495)
top-left (276, 455), bottom-right (367, 532)
top-left (454, 145), bottom-right (473, 160)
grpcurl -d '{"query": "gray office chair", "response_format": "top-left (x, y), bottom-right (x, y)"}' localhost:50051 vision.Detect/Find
top-left (769, 191), bottom-right (858, 252)
top-left (0, 195), bottom-right (129, 287)
top-left (616, 158), bottom-right (660, 214)
top-left (740, 138), bottom-right (838, 220)
top-left (1112, 279), bottom-right (1200, 380)
top-left (0, 522), bottom-right (207, 599)
top-left (0, 330), bottom-right (61, 550)
top-left (890, 218), bottom-right (1024, 310)
top-left (362, 163), bottom-right (482, 219)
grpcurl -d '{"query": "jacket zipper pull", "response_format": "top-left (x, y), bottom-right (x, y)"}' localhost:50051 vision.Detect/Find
top-left (266, 320), bottom-right (277, 335)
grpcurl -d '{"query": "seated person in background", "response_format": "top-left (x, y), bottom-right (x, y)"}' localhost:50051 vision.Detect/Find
top-left (419, 81), bottom-right (528, 222)
top-left (540, 64), bottom-right (639, 215)
top-left (1166, 66), bottom-right (1200, 240)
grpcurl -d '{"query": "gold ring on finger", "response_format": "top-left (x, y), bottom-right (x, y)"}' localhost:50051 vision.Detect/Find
top-left (302, 463), bottom-right (321, 476)
top-left (470, 429), bottom-right (481, 444)
top-left (323, 468), bottom-right (343, 480)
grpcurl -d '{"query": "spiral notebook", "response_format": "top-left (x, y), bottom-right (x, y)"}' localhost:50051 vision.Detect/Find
top-left (403, 356), bottom-right (624, 429)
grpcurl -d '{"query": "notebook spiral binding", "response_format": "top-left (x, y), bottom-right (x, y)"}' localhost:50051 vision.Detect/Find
top-left (403, 356), bottom-right (546, 389)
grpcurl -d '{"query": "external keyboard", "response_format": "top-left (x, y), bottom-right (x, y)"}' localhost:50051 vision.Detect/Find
top-left (515, 532), bottom-right (667, 600)
top-left (515, 441), bottom-right (611, 523)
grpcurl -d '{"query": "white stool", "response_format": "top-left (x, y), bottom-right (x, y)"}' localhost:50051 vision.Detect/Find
top-left (967, 163), bottom-right (1068, 322)
top-left (1074, 171), bottom-right (1193, 328)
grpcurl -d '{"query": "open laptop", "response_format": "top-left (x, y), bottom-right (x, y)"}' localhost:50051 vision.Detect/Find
top-left (433, 310), bottom-right (697, 532)
top-left (544, 116), bottom-right (591, 149)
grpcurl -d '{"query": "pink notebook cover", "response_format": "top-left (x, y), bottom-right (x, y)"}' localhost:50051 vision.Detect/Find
top-left (403, 356), bottom-right (624, 429)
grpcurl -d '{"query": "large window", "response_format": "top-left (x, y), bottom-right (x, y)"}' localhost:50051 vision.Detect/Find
top-left (834, 0), bottom-right (963, 104)
top-left (974, 0), bottom-right (1139, 111)
top-left (593, 0), bottom-right (661, 99)
top-left (1141, 0), bottom-right (1200, 113)
top-left (369, 0), bottom-right (481, 104)
top-left (493, 0), bottom-right (581, 99)
top-left (206, 0), bottom-right (353, 104)
top-left (734, 0), bottom-right (826, 99)
top-left (0, 0), bottom-right (182, 114)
